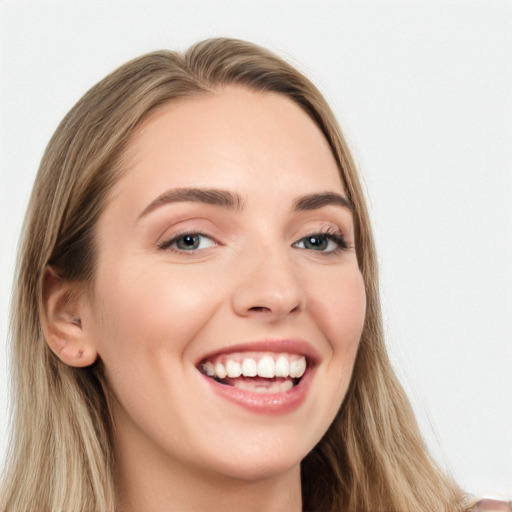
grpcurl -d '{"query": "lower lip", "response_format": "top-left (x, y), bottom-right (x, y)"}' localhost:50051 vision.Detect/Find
top-left (201, 368), bottom-right (314, 414)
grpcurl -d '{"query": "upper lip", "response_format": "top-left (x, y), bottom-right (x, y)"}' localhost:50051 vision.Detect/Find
top-left (196, 338), bottom-right (321, 367)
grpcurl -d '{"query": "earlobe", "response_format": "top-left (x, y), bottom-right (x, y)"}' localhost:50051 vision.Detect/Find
top-left (41, 266), bottom-right (98, 367)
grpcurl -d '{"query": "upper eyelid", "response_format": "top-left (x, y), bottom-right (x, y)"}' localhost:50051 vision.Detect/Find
top-left (155, 218), bottom-right (219, 244)
top-left (158, 223), bottom-right (345, 239)
top-left (297, 223), bottom-right (346, 238)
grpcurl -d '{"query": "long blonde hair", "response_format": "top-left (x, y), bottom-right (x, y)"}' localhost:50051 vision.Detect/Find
top-left (1, 38), bottom-right (469, 511)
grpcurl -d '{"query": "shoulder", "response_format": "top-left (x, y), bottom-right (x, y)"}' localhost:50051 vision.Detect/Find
top-left (468, 498), bottom-right (512, 511)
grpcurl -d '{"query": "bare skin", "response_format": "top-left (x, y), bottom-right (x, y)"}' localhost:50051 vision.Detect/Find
top-left (114, 433), bottom-right (302, 512)
top-left (45, 87), bottom-right (366, 511)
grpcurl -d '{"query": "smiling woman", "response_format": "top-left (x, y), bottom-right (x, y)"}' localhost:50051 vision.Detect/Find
top-left (0, 38), bottom-right (475, 512)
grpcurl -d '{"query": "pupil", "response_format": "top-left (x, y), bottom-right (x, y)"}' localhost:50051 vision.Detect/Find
top-left (179, 235), bottom-right (199, 249)
top-left (306, 236), bottom-right (327, 250)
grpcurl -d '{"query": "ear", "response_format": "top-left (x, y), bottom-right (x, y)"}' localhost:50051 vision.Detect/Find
top-left (40, 266), bottom-right (98, 367)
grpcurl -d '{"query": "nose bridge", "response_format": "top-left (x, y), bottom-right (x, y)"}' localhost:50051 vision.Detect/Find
top-left (231, 237), bottom-right (305, 320)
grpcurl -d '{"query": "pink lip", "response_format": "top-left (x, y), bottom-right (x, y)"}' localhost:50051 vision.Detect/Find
top-left (196, 338), bottom-right (319, 415)
top-left (200, 366), bottom-right (315, 414)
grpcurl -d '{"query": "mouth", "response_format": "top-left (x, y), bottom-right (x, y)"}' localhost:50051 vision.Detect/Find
top-left (195, 339), bottom-right (319, 414)
top-left (198, 351), bottom-right (308, 394)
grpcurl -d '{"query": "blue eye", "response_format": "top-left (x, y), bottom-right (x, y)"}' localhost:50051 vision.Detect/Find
top-left (294, 232), bottom-right (348, 253)
top-left (159, 233), bottom-right (216, 252)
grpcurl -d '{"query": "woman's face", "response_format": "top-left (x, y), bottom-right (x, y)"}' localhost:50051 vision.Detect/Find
top-left (84, 87), bottom-right (366, 482)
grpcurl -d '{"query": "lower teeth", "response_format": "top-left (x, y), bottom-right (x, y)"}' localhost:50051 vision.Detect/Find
top-left (236, 379), bottom-right (293, 393)
top-left (217, 376), bottom-right (295, 393)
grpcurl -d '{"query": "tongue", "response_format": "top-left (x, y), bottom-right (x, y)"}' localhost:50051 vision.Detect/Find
top-left (223, 376), bottom-right (294, 393)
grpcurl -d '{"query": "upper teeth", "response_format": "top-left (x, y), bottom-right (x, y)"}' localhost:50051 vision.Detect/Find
top-left (202, 353), bottom-right (307, 380)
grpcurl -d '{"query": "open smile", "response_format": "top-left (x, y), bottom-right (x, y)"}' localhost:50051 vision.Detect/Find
top-left (199, 352), bottom-right (307, 393)
top-left (196, 340), bottom-right (319, 414)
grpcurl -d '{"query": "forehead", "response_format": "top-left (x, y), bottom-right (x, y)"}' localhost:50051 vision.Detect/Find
top-left (112, 86), bottom-right (345, 211)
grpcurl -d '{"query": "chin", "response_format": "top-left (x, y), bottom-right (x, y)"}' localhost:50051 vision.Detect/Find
top-left (212, 453), bottom-right (303, 482)
top-left (195, 431), bottom-right (313, 483)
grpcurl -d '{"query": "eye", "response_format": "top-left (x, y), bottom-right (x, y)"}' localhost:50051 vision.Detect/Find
top-left (293, 231), bottom-right (348, 253)
top-left (159, 232), bottom-right (217, 252)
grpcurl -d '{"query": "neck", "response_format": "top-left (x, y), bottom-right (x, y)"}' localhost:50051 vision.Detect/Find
top-left (113, 415), bottom-right (302, 512)
top-left (115, 452), bottom-right (302, 512)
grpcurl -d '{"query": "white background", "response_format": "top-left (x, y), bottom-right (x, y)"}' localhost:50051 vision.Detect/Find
top-left (1, 0), bottom-right (510, 499)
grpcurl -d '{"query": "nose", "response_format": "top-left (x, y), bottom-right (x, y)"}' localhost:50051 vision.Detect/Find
top-left (231, 245), bottom-right (305, 321)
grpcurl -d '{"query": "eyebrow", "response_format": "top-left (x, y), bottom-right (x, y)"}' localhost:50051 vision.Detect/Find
top-left (137, 187), bottom-right (353, 221)
top-left (292, 192), bottom-right (353, 212)
top-left (137, 187), bottom-right (245, 220)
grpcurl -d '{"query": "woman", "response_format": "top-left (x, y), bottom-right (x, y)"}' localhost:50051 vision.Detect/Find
top-left (0, 37), bottom-right (473, 511)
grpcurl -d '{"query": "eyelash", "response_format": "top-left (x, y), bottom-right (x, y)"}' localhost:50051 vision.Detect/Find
top-left (157, 231), bottom-right (217, 252)
top-left (293, 226), bottom-right (349, 255)
top-left (158, 226), bottom-right (350, 255)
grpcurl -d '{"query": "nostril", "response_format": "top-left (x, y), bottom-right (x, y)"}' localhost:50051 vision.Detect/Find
top-left (249, 306), bottom-right (271, 313)
top-left (248, 305), bottom-right (301, 315)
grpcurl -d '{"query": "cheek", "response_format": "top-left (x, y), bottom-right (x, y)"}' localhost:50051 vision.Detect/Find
top-left (302, 266), bottom-right (366, 431)
top-left (310, 267), bottom-right (366, 361)
top-left (90, 262), bottom-right (220, 367)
